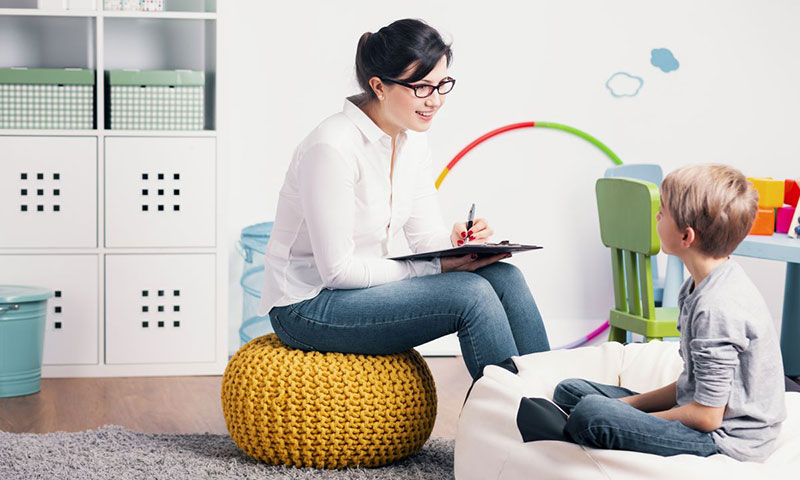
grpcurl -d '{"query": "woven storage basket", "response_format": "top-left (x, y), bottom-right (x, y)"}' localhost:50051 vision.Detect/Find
top-left (221, 334), bottom-right (437, 469)
top-left (0, 68), bottom-right (94, 130)
top-left (107, 69), bottom-right (204, 130)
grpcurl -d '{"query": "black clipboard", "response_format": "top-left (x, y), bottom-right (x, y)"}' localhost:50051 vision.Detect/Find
top-left (389, 241), bottom-right (542, 261)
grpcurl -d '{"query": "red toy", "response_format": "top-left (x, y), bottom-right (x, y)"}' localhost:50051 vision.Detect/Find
top-left (785, 179), bottom-right (800, 207)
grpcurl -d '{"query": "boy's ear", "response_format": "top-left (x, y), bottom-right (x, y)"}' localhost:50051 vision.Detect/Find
top-left (681, 227), bottom-right (697, 248)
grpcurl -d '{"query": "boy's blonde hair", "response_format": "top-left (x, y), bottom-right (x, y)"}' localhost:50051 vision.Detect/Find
top-left (660, 164), bottom-right (758, 258)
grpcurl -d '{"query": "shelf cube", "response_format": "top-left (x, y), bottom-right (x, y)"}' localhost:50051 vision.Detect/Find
top-left (105, 254), bottom-right (215, 364)
top-left (107, 69), bottom-right (204, 130)
top-left (0, 136), bottom-right (97, 248)
top-left (0, 68), bottom-right (94, 130)
top-left (104, 137), bottom-right (215, 247)
top-left (0, 255), bottom-right (99, 365)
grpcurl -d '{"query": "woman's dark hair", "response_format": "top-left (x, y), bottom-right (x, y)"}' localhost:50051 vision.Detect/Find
top-left (355, 19), bottom-right (452, 99)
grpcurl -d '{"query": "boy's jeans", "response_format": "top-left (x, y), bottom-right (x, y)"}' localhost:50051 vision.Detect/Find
top-left (553, 379), bottom-right (719, 457)
top-left (269, 261), bottom-right (550, 380)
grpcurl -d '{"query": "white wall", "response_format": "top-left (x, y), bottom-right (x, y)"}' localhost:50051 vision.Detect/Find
top-left (219, 0), bottom-right (800, 354)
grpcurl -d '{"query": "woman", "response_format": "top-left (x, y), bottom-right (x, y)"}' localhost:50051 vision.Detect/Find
top-left (258, 19), bottom-right (549, 379)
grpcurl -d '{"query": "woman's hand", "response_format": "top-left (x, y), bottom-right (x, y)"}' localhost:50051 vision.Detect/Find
top-left (441, 253), bottom-right (511, 273)
top-left (450, 217), bottom-right (494, 246)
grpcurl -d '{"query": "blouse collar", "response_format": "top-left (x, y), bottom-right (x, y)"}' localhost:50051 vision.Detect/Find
top-left (344, 94), bottom-right (406, 146)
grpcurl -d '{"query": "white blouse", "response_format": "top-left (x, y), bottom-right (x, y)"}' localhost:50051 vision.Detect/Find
top-left (257, 96), bottom-right (453, 315)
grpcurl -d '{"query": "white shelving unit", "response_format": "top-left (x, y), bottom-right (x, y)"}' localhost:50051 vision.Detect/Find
top-left (0, 0), bottom-right (227, 377)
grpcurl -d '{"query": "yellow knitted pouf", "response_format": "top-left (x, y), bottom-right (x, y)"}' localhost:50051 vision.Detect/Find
top-left (221, 333), bottom-right (438, 469)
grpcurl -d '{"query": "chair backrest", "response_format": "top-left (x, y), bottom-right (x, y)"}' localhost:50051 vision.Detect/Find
top-left (595, 177), bottom-right (661, 319)
top-left (604, 164), bottom-right (663, 186)
top-left (604, 164), bottom-right (664, 279)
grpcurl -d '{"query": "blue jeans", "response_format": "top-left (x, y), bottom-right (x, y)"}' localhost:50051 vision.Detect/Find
top-left (269, 261), bottom-right (550, 379)
top-left (553, 379), bottom-right (719, 457)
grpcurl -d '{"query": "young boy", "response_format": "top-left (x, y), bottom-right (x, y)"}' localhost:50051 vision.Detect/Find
top-left (553, 164), bottom-right (787, 461)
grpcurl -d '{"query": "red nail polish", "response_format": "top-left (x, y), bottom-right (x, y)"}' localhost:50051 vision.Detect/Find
top-left (457, 240), bottom-right (464, 245)
top-left (468, 231), bottom-right (473, 236)
top-left (461, 231), bottom-right (466, 238)
top-left (470, 236), bottom-right (475, 241)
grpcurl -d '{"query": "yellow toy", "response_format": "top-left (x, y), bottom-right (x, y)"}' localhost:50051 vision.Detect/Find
top-left (747, 177), bottom-right (784, 208)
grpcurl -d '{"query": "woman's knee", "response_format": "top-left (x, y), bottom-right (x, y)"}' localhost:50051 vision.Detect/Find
top-left (479, 261), bottom-right (525, 284)
top-left (451, 272), bottom-right (500, 304)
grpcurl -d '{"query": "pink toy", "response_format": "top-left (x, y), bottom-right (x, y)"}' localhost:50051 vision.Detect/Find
top-left (777, 206), bottom-right (796, 234)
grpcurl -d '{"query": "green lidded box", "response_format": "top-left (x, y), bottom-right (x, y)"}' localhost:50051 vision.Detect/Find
top-left (107, 69), bottom-right (205, 130)
top-left (0, 285), bottom-right (53, 398)
top-left (0, 68), bottom-right (95, 130)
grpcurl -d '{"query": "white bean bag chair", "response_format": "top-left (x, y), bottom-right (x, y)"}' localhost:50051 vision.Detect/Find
top-left (455, 341), bottom-right (800, 479)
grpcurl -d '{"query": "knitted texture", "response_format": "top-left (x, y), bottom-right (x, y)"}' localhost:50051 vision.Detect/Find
top-left (221, 334), bottom-right (437, 469)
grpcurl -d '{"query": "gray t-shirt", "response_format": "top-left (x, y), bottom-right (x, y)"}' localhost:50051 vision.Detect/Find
top-left (677, 259), bottom-right (786, 462)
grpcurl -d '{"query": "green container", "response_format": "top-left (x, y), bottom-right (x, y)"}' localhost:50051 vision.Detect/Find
top-left (107, 69), bottom-right (205, 130)
top-left (0, 285), bottom-right (53, 398)
top-left (0, 67), bottom-right (95, 130)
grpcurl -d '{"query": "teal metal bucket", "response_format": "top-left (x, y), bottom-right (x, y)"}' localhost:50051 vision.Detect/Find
top-left (0, 285), bottom-right (53, 398)
top-left (237, 222), bottom-right (273, 345)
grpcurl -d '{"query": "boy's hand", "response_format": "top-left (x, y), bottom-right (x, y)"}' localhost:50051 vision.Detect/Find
top-left (616, 382), bottom-right (678, 413)
top-left (652, 402), bottom-right (725, 432)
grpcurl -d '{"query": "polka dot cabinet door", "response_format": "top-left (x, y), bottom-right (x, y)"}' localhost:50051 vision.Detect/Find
top-left (104, 137), bottom-right (215, 248)
top-left (0, 136), bottom-right (97, 248)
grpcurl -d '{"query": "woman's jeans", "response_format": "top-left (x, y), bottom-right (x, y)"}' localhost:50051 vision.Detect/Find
top-left (553, 379), bottom-right (719, 457)
top-left (269, 261), bottom-right (550, 379)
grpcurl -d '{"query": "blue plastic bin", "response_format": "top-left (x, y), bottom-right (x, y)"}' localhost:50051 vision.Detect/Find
top-left (0, 285), bottom-right (53, 398)
top-left (238, 222), bottom-right (274, 345)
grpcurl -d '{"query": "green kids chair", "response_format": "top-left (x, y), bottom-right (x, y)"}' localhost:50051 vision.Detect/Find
top-left (604, 164), bottom-right (685, 308)
top-left (595, 177), bottom-right (680, 342)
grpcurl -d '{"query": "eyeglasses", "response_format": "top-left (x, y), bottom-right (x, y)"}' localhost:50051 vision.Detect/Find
top-left (381, 77), bottom-right (456, 98)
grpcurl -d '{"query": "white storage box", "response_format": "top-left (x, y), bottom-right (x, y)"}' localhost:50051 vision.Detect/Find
top-left (140, 0), bottom-right (163, 11)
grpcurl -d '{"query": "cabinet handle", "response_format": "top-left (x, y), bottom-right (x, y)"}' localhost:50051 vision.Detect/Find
top-left (0, 304), bottom-right (21, 314)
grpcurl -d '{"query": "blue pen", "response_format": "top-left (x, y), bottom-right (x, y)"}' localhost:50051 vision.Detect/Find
top-left (465, 203), bottom-right (475, 243)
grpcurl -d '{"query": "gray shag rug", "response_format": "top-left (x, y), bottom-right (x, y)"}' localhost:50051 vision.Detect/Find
top-left (0, 425), bottom-right (454, 479)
